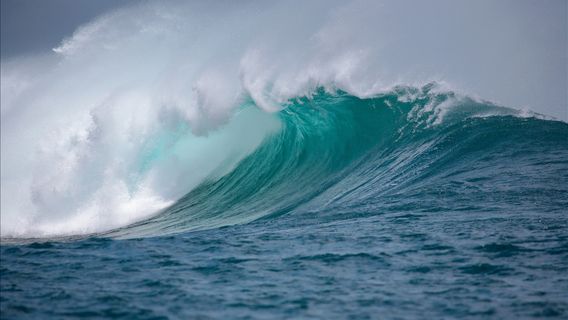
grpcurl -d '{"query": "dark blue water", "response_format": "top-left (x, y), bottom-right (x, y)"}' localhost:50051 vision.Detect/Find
top-left (2, 87), bottom-right (568, 318)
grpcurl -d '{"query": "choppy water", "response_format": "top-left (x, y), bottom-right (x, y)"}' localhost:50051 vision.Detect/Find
top-left (2, 86), bottom-right (568, 318)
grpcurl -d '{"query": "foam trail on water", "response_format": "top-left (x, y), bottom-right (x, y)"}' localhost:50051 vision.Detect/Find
top-left (1, 0), bottom-right (565, 237)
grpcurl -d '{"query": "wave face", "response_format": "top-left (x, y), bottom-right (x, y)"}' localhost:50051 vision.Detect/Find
top-left (105, 85), bottom-right (568, 238)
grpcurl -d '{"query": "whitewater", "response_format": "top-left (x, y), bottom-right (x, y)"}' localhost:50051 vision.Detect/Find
top-left (1, 0), bottom-right (567, 318)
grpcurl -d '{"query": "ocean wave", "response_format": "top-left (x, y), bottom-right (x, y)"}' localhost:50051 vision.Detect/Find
top-left (108, 86), bottom-right (568, 238)
top-left (1, 0), bottom-right (566, 239)
top-left (2, 82), bottom-right (567, 240)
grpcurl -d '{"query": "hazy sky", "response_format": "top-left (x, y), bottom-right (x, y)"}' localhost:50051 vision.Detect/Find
top-left (1, 0), bottom-right (567, 119)
top-left (1, 0), bottom-right (136, 57)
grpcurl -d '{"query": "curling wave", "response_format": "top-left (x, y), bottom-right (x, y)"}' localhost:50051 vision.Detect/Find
top-left (107, 85), bottom-right (568, 238)
top-left (1, 0), bottom-right (566, 239)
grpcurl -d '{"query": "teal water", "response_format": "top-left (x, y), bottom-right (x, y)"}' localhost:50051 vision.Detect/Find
top-left (2, 85), bottom-right (568, 318)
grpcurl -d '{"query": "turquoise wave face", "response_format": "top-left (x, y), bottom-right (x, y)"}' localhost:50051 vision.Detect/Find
top-left (108, 85), bottom-right (568, 238)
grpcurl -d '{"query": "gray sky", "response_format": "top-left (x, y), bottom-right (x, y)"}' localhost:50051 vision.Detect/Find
top-left (1, 0), bottom-right (567, 119)
top-left (1, 0), bottom-right (136, 58)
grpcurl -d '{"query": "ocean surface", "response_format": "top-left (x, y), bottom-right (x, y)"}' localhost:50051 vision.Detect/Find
top-left (2, 86), bottom-right (567, 318)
